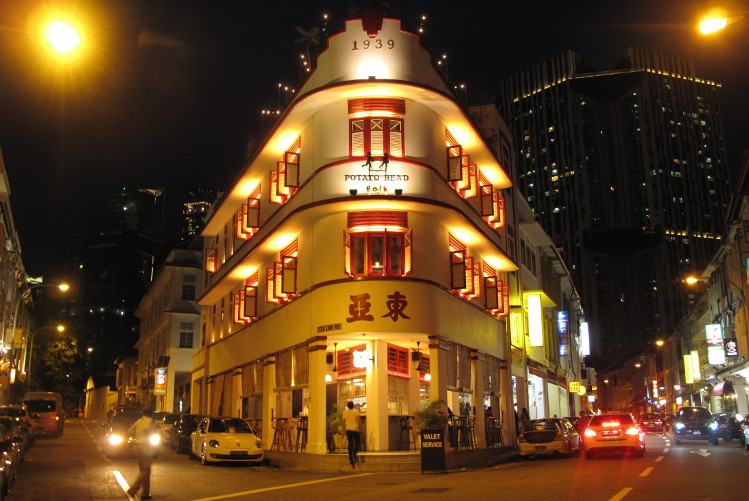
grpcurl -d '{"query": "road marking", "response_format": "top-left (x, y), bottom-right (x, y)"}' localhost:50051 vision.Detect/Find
top-left (113, 470), bottom-right (135, 499)
top-left (639, 467), bottom-right (654, 477)
top-left (655, 455), bottom-right (664, 462)
top-left (608, 487), bottom-right (633, 501)
top-left (663, 447), bottom-right (669, 452)
top-left (192, 473), bottom-right (374, 501)
top-left (691, 449), bottom-right (711, 457)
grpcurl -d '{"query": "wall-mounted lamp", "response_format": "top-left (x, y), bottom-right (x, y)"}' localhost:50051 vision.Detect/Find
top-left (349, 189), bottom-right (358, 196)
top-left (394, 188), bottom-right (403, 196)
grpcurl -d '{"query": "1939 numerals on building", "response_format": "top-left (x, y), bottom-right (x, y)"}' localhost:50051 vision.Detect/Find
top-left (352, 39), bottom-right (394, 50)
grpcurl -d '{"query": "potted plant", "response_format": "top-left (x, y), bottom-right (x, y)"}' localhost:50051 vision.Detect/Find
top-left (414, 400), bottom-right (449, 432)
top-left (326, 403), bottom-right (347, 453)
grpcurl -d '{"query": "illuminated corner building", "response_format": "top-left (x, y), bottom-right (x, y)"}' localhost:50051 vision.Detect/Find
top-left (498, 48), bottom-right (730, 369)
top-left (180, 187), bottom-right (220, 242)
top-left (194, 8), bottom-right (517, 463)
top-left (74, 187), bottom-right (164, 382)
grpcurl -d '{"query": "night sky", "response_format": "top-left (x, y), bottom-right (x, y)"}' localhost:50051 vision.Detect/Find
top-left (1, 0), bottom-right (747, 280)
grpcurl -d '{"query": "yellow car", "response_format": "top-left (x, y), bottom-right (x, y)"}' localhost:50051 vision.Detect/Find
top-left (582, 413), bottom-right (645, 458)
top-left (518, 418), bottom-right (581, 458)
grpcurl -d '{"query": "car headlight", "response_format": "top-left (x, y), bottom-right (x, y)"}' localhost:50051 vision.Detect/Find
top-left (108, 434), bottom-right (124, 445)
top-left (149, 433), bottom-right (161, 446)
top-left (255, 440), bottom-right (263, 448)
top-left (709, 422), bottom-right (718, 431)
top-left (209, 440), bottom-right (220, 448)
top-left (675, 422), bottom-right (685, 430)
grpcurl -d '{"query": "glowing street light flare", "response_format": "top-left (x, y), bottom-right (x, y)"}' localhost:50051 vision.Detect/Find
top-left (45, 19), bottom-right (81, 53)
top-left (699, 17), bottom-right (728, 34)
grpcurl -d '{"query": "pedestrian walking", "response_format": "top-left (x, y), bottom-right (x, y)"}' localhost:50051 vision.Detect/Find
top-left (127, 409), bottom-right (156, 500)
top-left (342, 401), bottom-right (362, 468)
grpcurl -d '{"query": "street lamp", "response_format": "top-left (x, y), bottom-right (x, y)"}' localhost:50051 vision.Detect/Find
top-left (699, 11), bottom-right (746, 34)
top-left (26, 324), bottom-right (66, 391)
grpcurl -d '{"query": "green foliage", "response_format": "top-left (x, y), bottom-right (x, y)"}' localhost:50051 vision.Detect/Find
top-left (37, 331), bottom-right (82, 401)
top-left (326, 403), bottom-right (346, 437)
top-left (414, 400), bottom-right (449, 431)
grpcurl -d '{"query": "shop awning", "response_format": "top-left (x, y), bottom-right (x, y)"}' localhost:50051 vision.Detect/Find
top-left (713, 381), bottom-right (734, 396)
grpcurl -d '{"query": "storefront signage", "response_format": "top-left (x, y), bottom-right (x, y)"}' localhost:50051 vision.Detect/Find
top-left (724, 338), bottom-right (739, 357)
top-left (558, 311), bottom-right (569, 356)
top-left (705, 324), bottom-right (723, 345)
top-left (568, 381), bottom-right (580, 393)
top-left (580, 322), bottom-right (590, 356)
top-left (420, 429), bottom-right (446, 472)
top-left (154, 367), bottom-right (167, 395)
top-left (708, 346), bottom-right (726, 365)
top-left (317, 323), bottom-right (343, 333)
top-left (527, 294), bottom-right (543, 347)
top-left (684, 354), bottom-right (694, 384)
top-left (690, 350), bottom-right (701, 381)
top-left (352, 349), bottom-right (372, 369)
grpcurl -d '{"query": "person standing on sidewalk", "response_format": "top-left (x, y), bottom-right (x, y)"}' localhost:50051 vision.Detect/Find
top-left (127, 409), bottom-right (156, 500)
top-left (342, 401), bottom-right (362, 468)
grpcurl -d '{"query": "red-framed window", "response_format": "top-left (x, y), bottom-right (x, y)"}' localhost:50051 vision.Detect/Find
top-left (483, 263), bottom-right (509, 317)
top-left (337, 343), bottom-right (367, 379)
top-left (449, 234), bottom-right (481, 298)
top-left (344, 211), bottom-right (411, 277)
top-left (350, 117), bottom-right (403, 158)
top-left (236, 184), bottom-right (262, 240)
top-left (271, 137), bottom-right (301, 205)
top-left (266, 239), bottom-right (298, 304)
top-left (233, 272), bottom-right (259, 324)
top-left (387, 344), bottom-right (409, 378)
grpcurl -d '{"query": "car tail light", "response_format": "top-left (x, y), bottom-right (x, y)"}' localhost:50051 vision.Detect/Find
top-left (625, 427), bottom-right (640, 436)
top-left (584, 429), bottom-right (597, 437)
top-left (654, 421), bottom-right (661, 425)
top-left (602, 421), bottom-right (620, 427)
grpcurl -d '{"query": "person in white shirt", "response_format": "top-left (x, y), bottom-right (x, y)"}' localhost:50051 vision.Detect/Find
top-left (342, 401), bottom-right (362, 468)
top-left (127, 409), bottom-right (155, 500)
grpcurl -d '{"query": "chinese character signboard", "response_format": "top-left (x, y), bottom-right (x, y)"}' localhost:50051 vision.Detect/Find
top-left (684, 354), bottom-right (694, 384)
top-left (708, 346), bottom-right (726, 365)
top-left (568, 381), bottom-right (580, 393)
top-left (558, 311), bottom-right (569, 356)
top-left (154, 367), bottom-right (167, 395)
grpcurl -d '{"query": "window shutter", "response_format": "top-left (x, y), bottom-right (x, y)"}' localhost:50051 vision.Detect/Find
top-left (244, 285), bottom-right (257, 318)
top-left (484, 276), bottom-right (499, 310)
top-left (281, 256), bottom-right (297, 295)
top-left (205, 248), bottom-right (218, 273)
top-left (389, 120), bottom-right (403, 157)
top-left (284, 151), bottom-right (300, 188)
top-left (451, 250), bottom-right (467, 289)
top-left (386, 344), bottom-right (409, 377)
top-left (245, 197), bottom-right (260, 230)
top-left (480, 184), bottom-right (494, 216)
top-left (351, 120), bottom-right (365, 156)
top-left (447, 145), bottom-right (463, 181)
top-left (343, 231), bottom-right (353, 276)
top-left (403, 230), bottom-right (412, 275)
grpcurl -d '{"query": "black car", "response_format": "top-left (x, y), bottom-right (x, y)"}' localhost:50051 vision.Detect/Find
top-left (170, 414), bottom-right (204, 454)
top-left (673, 406), bottom-right (719, 445)
top-left (714, 412), bottom-right (743, 443)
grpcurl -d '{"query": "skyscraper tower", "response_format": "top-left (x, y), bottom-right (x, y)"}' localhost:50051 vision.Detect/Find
top-left (72, 187), bottom-right (164, 382)
top-left (180, 187), bottom-right (219, 242)
top-left (498, 48), bottom-right (730, 368)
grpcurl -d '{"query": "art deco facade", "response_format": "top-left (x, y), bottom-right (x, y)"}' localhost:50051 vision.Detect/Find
top-left (192, 11), bottom-right (586, 463)
top-left (498, 49), bottom-right (730, 369)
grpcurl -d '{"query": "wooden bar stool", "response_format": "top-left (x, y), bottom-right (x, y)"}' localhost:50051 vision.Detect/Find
top-left (295, 416), bottom-right (308, 452)
top-left (398, 417), bottom-right (416, 450)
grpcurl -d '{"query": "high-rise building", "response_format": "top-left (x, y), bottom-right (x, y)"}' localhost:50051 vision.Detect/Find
top-left (72, 187), bottom-right (164, 383)
top-left (180, 187), bottom-right (219, 242)
top-left (498, 48), bottom-right (730, 368)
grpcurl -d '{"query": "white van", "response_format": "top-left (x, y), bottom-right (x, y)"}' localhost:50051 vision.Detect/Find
top-left (23, 392), bottom-right (65, 436)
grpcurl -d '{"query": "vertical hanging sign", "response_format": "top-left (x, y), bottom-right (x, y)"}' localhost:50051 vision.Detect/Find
top-left (558, 311), bottom-right (569, 356)
top-left (154, 367), bottom-right (168, 395)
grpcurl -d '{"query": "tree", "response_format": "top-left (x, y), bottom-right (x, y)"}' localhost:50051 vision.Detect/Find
top-left (37, 330), bottom-right (83, 403)
top-left (294, 26), bottom-right (320, 66)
